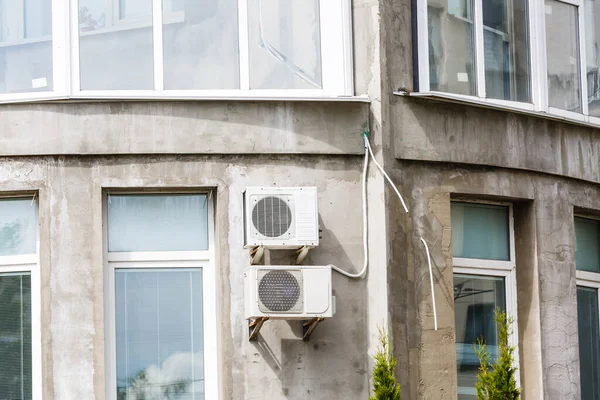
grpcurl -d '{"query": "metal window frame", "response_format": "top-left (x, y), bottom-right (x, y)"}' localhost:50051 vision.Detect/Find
top-left (412, 0), bottom-right (600, 126)
top-left (103, 190), bottom-right (219, 400)
top-left (0, 195), bottom-right (41, 400)
top-left (451, 200), bottom-right (521, 392)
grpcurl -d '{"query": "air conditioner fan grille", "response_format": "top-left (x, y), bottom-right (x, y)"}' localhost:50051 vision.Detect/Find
top-left (257, 270), bottom-right (303, 313)
top-left (252, 196), bottom-right (292, 238)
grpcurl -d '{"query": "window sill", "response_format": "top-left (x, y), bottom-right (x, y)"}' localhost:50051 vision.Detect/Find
top-left (0, 91), bottom-right (370, 104)
top-left (394, 91), bottom-right (600, 129)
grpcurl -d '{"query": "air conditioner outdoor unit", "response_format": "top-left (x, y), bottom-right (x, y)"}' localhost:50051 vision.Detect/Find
top-left (244, 265), bottom-right (334, 319)
top-left (243, 187), bottom-right (319, 249)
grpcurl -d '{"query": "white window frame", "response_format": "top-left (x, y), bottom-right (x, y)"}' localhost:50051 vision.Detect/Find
top-left (103, 191), bottom-right (219, 400)
top-left (452, 200), bottom-right (520, 396)
top-left (411, 0), bottom-right (600, 127)
top-left (0, 0), bottom-right (356, 104)
top-left (0, 195), bottom-right (42, 400)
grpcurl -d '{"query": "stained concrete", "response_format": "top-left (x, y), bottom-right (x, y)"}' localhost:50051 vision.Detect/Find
top-left (392, 98), bottom-right (600, 184)
top-left (0, 155), bottom-right (371, 400)
top-left (0, 101), bottom-right (369, 156)
top-left (385, 160), bottom-right (600, 399)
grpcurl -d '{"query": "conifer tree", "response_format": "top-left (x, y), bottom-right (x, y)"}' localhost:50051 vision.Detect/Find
top-left (474, 308), bottom-right (520, 400)
top-left (369, 328), bottom-right (401, 400)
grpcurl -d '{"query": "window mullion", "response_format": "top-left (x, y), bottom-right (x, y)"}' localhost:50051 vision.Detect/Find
top-left (152, 0), bottom-right (164, 91)
top-left (474, 0), bottom-right (486, 98)
top-left (52, 0), bottom-right (70, 96)
top-left (238, 0), bottom-right (250, 91)
top-left (70, 0), bottom-right (81, 94)
top-left (416, 0), bottom-right (430, 92)
top-left (578, 5), bottom-right (589, 115)
top-left (530, 0), bottom-right (547, 111)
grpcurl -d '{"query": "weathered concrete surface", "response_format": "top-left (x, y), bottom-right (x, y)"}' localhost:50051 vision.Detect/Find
top-left (386, 161), bottom-right (600, 400)
top-left (0, 101), bottom-right (369, 156)
top-left (392, 97), bottom-right (600, 184)
top-left (0, 155), bottom-right (369, 400)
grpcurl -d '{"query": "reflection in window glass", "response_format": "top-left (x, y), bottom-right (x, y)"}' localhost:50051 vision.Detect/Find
top-left (545, 0), bottom-right (581, 112)
top-left (78, 0), bottom-right (153, 90)
top-left (248, 0), bottom-right (322, 90)
top-left (483, 0), bottom-right (530, 102)
top-left (577, 286), bottom-right (600, 400)
top-left (0, 198), bottom-right (37, 256)
top-left (585, 0), bottom-right (600, 116)
top-left (451, 202), bottom-right (510, 261)
top-left (428, 0), bottom-right (476, 95)
top-left (119, 0), bottom-right (151, 20)
top-left (116, 269), bottom-right (204, 400)
top-left (454, 274), bottom-right (505, 400)
top-left (107, 194), bottom-right (209, 252)
top-left (575, 217), bottom-right (600, 273)
top-left (162, 0), bottom-right (239, 89)
top-left (0, 273), bottom-right (32, 400)
top-left (0, 0), bottom-right (53, 94)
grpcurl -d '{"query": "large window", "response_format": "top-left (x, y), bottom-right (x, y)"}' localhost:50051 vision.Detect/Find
top-left (451, 201), bottom-right (518, 399)
top-left (0, 197), bottom-right (40, 400)
top-left (425, 0), bottom-right (530, 101)
top-left (104, 193), bottom-right (217, 400)
top-left (415, 0), bottom-right (600, 125)
top-left (575, 216), bottom-right (600, 399)
top-left (0, 0), bottom-right (352, 102)
top-left (0, 0), bottom-right (53, 95)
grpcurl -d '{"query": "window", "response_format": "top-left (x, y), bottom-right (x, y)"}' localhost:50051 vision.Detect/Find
top-left (104, 193), bottom-right (218, 400)
top-left (575, 216), bottom-right (600, 399)
top-left (451, 201), bottom-right (518, 399)
top-left (425, 0), bottom-right (530, 101)
top-left (415, 0), bottom-right (600, 125)
top-left (0, 197), bottom-right (41, 400)
top-left (0, 0), bottom-right (53, 94)
top-left (0, 0), bottom-right (352, 102)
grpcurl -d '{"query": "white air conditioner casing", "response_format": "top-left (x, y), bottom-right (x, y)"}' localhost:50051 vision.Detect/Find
top-left (243, 187), bottom-right (319, 249)
top-left (245, 265), bottom-right (334, 319)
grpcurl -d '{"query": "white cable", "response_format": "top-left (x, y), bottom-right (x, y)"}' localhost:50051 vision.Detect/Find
top-left (329, 138), bottom-right (369, 279)
top-left (420, 237), bottom-right (438, 331)
top-left (330, 134), bottom-right (439, 332)
top-left (363, 138), bottom-right (409, 214)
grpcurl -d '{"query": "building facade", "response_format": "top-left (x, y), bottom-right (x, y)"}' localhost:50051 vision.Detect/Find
top-left (0, 0), bottom-right (599, 399)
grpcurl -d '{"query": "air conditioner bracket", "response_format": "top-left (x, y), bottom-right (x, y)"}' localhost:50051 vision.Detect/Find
top-left (248, 317), bottom-right (269, 341)
top-left (302, 317), bottom-right (325, 341)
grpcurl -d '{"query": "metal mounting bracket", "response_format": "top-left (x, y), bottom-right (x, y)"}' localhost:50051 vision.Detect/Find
top-left (248, 317), bottom-right (269, 341)
top-left (302, 317), bottom-right (325, 341)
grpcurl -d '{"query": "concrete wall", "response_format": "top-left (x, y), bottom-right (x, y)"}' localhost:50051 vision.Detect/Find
top-left (386, 161), bottom-right (600, 399)
top-left (0, 101), bottom-right (368, 156)
top-left (0, 154), bottom-right (371, 400)
top-left (392, 98), bottom-right (600, 184)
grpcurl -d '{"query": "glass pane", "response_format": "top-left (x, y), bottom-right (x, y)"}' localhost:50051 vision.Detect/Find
top-left (575, 217), bottom-right (600, 273)
top-left (428, 0), bottom-right (476, 95)
top-left (483, 0), bottom-right (530, 102)
top-left (0, 0), bottom-right (53, 94)
top-left (454, 274), bottom-right (505, 400)
top-left (0, 273), bottom-right (32, 400)
top-left (578, 286), bottom-right (600, 400)
top-left (585, 0), bottom-right (600, 116)
top-left (451, 202), bottom-right (510, 260)
top-left (0, 198), bottom-right (37, 256)
top-left (116, 269), bottom-right (204, 400)
top-left (545, 0), bottom-right (581, 112)
top-left (108, 194), bottom-right (209, 252)
top-left (162, 0), bottom-right (239, 89)
top-left (78, 0), bottom-right (153, 90)
top-left (248, 0), bottom-right (322, 90)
